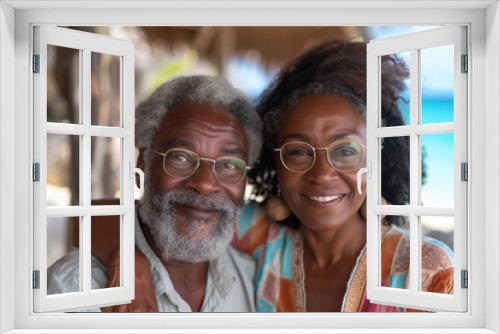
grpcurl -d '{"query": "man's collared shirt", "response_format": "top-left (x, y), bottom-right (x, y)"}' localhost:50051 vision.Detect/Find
top-left (47, 214), bottom-right (256, 312)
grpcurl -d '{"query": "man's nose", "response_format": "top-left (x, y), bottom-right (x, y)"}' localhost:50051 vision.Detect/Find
top-left (183, 161), bottom-right (221, 195)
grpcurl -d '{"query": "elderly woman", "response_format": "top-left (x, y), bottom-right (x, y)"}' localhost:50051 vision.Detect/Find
top-left (101, 40), bottom-right (454, 312)
top-left (234, 40), bottom-right (454, 312)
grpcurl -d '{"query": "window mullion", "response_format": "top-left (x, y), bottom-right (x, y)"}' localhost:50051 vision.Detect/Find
top-left (81, 48), bottom-right (92, 294)
top-left (409, 48), bottom-right (420, 293)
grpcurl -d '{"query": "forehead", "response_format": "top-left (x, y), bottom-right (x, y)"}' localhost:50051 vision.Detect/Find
top-left (153, 103), bottom-right (246, 148)
top-left (279, 95), bottom-right (365, 140)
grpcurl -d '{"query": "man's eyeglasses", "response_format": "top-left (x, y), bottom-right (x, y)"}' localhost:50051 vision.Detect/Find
top-left (152, 148), bottom-right (251, 184)
top-left (274, 139), bottom-right (366, 173)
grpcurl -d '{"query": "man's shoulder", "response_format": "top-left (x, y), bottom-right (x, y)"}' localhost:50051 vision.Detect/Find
top-left (222, 246), bottom-right (256, 312)
top-left (47, 248), bottom-right (109, 295)
top-left (47, 248), bottom-right (81, 294)
top-left (226, 245), bottom-right (256, 277)
top-left (225, 246), bottom-right (256, 283)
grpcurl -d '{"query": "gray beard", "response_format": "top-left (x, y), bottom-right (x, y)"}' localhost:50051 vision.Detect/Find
top-left (138, 188), bottom-right (239, 263)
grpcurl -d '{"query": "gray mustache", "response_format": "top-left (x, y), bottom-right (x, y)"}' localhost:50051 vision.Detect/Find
top-left (155, 189), bottom-right (237, 220)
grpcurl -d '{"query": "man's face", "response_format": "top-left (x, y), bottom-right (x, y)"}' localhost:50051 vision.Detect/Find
top-left (140, 103), bottom-right (248, 262)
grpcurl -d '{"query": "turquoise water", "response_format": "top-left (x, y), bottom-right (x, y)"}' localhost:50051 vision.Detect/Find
top-left (399, 95), bottom-right (454, 125)
top-left (397, 96), bottom-right (455, 207)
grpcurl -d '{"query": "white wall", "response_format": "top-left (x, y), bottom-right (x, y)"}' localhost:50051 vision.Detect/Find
top-left (485, 2), bottom-right (500, 332)
top-left (0, 2), bottom-right (16, 333)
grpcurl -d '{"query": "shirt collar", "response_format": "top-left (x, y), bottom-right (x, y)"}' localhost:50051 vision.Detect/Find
top-left (134, 205), bottom-right (237, 311)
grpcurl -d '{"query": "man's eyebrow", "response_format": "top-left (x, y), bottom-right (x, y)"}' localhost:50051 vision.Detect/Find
top-left (221, 146), bottom-right (243, 154)
top-left (160, 138), bottom-right (192, 149)
top-left (159, 138), bottom-right (244, 155)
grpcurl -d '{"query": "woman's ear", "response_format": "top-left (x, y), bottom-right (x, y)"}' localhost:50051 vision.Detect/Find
top-left (359, 198), bottom-right (367, 221)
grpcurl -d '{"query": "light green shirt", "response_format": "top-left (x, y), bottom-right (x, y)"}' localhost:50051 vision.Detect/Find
top-left (47, 215), bottom-right (256, 312)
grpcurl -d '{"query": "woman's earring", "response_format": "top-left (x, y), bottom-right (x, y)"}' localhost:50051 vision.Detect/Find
top-left (265, 188), bottom-right (291, 221)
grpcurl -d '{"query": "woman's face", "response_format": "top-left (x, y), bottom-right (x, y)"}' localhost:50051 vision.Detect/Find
top-left (276, 95), bottom-right (367, 232)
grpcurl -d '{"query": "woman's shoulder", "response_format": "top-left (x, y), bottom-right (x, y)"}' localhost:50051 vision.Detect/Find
top-left (382, 225), bottom-right (454, 293)
top-left (236, 201), bottom-right (287, 235)
top-left (232, 201), bottom-right (293, 256)
top-left (384, 225), bottom-right (453, 273)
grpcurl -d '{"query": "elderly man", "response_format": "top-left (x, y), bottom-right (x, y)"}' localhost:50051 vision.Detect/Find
top-left (48, 75), bottom-right (262, 312)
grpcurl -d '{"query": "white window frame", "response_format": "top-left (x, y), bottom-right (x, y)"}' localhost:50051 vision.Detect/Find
top-left (1, 1), bottom-right (499, 333)
top-left (366, 26), bottom-right (468, 312)
top-left (32, 26), bottom-right (136, 312)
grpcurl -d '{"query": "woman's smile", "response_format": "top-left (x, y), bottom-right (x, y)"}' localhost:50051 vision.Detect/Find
top-left (303, 193), bottom-right (345, 205)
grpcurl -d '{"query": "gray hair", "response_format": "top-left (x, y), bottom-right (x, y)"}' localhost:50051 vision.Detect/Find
top-left (135, 75), bottom-right (263, 165)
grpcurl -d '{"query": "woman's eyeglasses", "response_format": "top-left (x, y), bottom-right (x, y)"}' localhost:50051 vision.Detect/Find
top-left (274, 140), bottom-right (366, 173)
top-left (151, 148), bottom-right (251, 184)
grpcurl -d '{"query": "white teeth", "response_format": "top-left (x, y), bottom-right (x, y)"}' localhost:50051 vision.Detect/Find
top-left (307, 195), bottom-right (340, 202)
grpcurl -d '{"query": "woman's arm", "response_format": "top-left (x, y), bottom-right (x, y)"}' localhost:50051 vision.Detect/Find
top-left (101, 248), bottom-right (158, 312)
top-left (87, 202), bottom-right (157, 312)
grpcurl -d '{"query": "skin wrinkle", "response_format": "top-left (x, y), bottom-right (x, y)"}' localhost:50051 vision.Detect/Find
top-left (135, 75), bottom-right (262, 166)
top-left (152, 106), bottom-right (247, 163)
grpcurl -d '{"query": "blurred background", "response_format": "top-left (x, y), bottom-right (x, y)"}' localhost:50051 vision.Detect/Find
top-left (46, 26), bottom-right (455, 288)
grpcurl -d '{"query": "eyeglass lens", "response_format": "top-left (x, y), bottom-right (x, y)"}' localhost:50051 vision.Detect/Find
top-left (163, 149), bottom-right (247, 183)
top-left (280, 141), bottom-right (364, 172)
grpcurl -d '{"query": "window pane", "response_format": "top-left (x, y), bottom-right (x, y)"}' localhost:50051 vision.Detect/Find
top-left (380, 136), bottom-right (410, 205)
top-left (91, 52), bottom-right (121, 127)
top-left (47, 216), bottom-right (79, 295)
top-left (420, 133), bottom-right (454, 207)
top-left (420, 216), bottom-right (454, 294)
top-left (91, 137), bottom-right (121, 203)
top-left (380, 215), bottom-right (410, 289)
top-left (91, 215), bottom-right (122, 289)
top-left (381, 52), bottom-right (410, 127)
top-left (47, 134), bottom-right (80, 206)
top-left (420, 44), bottom-right (454, 124)
top-left (47, 45), bottom-right (80, 124)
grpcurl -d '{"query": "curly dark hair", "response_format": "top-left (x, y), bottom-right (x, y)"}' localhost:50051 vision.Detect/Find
top-left (248, 40), bottom-right (412, 226)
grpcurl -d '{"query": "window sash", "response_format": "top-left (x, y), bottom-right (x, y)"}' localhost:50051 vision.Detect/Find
top-left (366, 25), bottom-right (468, 312)
top-left (32, 26), bottom-right (136, 312)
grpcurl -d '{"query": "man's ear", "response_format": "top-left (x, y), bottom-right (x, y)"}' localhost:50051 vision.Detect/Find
top-left (136, 150), bottom-right (145, 189)
top-left (137, 150), bottom-right (145, 170)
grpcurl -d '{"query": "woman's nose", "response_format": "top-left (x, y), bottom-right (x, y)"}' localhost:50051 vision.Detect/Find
top-left (305, 151), bottom-right (339, 183)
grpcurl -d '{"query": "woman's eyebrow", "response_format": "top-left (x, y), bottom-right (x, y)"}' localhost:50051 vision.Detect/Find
top-left (329, 131), bottom-right (363, 141)
top-left (281, 133), bottom-right (310, 142)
